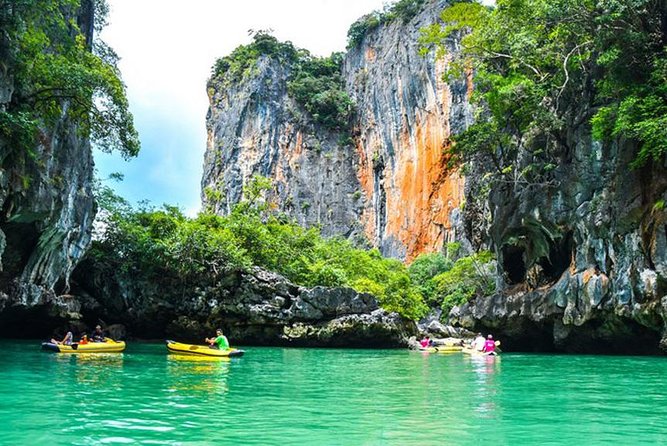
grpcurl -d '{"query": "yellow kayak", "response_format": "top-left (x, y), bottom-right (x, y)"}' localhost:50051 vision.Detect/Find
top-left (42, 338), bottom-right (126, 353)
top-left (418, 345), bottom-right (463, 353)
top-left (166, 340), bottom-right (245, 358)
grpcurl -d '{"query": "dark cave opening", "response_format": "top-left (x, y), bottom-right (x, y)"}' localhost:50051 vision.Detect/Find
top-left (538, 231), bottom-right (574, 282)
top-left (0, 221), bottom-right (40, 290)
top-left (502, 245), bottom-right (526, 285)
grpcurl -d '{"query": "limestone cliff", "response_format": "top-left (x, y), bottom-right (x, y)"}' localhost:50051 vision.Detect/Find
top-left (202, 0), bottom-right (470, 260)
top-left (0, 1), bottom-right (96, 334)
top-left (454, 131), bottom-right (667, 353)
top-left (203, 0), bottom-right (667, 353)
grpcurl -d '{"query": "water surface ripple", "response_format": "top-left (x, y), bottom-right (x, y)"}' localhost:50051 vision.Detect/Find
top-left (1, 342), bottom-right (667, 445)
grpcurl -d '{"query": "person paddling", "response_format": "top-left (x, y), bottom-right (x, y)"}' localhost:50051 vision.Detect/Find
top-left (50, 331), bottom-right (73, 346)
top-left (484, 335), bottom-right (496, 354)
top-left (419, 336), bottom-right (432, 348)
top-left (473, 333), bottom-right (485, 352)
top-left (206, 329), bottom-right (230, 350)
top-left (92, 325), bottom-right (105, 342)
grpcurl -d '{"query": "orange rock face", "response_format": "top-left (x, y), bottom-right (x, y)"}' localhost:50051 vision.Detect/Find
top-left (351, 45), bottom-right (467, 261)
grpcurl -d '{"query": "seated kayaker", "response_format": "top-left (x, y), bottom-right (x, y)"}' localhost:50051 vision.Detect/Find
top-left (79, 334), bottom-right (89, 345)
top-left (205, 329), bottom-right (230, 350)
top-left (50, 331), bottom-right (73, 345)
top-left (419, 336), bottom-right (432, 348)
top-left (91, 325), bottom-right (105, 342)
top-left (473, 333), bottom-right (485, 351)
top-left (483, 335), bottom-right (496, 353)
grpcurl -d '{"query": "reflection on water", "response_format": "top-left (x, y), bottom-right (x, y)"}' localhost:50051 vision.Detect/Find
top-left (166, 353), bottom-right (230, 394)
top-left (167, 354), bottom-right (231, 363)
top-left (467, 355), bottom-right (501, 419)
top-left (53, 353), bottom-right (125, 364)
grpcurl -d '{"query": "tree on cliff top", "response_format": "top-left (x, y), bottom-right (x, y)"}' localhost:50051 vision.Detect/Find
top-left (347, 0), bottom-right (427, 48)
top-left (212, 31), bottom-right (354, 131)
top-left (419, 0), bottom-right (666, 179)
top-left (0, 0), bottom-right (140, 159)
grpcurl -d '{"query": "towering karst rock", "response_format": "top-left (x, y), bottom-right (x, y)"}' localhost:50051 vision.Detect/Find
top-left (202, 0), bottom-right (470, 260)
top-left (204, 0), bottom-right (667, 353)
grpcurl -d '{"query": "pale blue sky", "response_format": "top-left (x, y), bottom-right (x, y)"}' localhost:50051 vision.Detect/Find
top-left (96, 0), bottom-right (388, 215)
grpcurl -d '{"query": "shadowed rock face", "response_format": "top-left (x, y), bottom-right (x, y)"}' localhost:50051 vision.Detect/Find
top-left (0, 2), bottom-right (95, 333)
top-left (202, 0), bottom-right (471, 260)
top-left (454, 118), bottom-right (667, 354)
top-left (71, 266), bottom-right (417, 347)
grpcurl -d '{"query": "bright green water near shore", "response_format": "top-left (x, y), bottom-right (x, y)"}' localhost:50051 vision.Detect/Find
top-left (1, 341), bottom-right (667, 445)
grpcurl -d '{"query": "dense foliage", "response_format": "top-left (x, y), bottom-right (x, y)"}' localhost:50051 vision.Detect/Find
top-left (409, 246), bottom-right (496, 313)
top-left (212, 32), bottom-right (354, 131)
top-left (419, 0), bottom-right (667, 181)
top-left (408, 251), bottom-right (453, 304)
top-left (213, 31), bottom-right (301, 82)
top-left (347, 0), bottom-right (426, 48)
top-left (431, 250), bottom-right (495, 314)
top-left (0, 0), bottom-right (139, 159)
top-left (91, 178), bottom-right (427, 320)
top-left (286, 52), bottom-right (354, 130)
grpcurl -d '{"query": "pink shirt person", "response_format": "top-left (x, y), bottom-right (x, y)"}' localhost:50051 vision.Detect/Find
top-left (484, 337), bottom-right (496, 353)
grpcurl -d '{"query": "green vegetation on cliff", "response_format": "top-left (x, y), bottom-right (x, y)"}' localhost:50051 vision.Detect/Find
top-left (347, 0), bottom-right (427, 48)
top-left (420, 0), bottom-right (667, 176)
top-left (0, 0), bottom-right (139, 158)
top-left (213, 31), bottom-right (301, 82)
top-left (212, 32), bottom-right (353, 131)
top-left (287, 52), bottom-right (354, 131)
top-left (92, 178), bottom-right (427, 320)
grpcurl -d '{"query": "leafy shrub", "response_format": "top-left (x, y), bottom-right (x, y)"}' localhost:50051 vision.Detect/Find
top-left (287, 53), bottom-right (354, 130)
top-left (91, 178), bottom-right (427, 320)
top-left (347, 13), bottom-right (384, 48)
top-left (391, 0), bottom-right (426, 23)
top-left (408, 252), bottom-right (453, 305)
top-left (432, 251), bottom-right (496, 316)
top-left (213, 31), bottom-right (299, 81)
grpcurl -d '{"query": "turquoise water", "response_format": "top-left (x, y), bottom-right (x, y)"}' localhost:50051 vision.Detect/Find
top-left (1, 342), bottom-right (667, 445)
